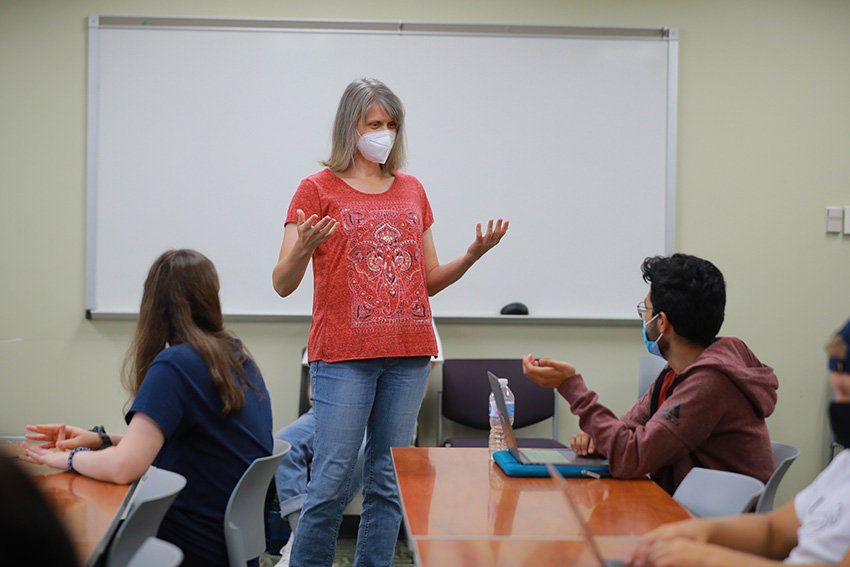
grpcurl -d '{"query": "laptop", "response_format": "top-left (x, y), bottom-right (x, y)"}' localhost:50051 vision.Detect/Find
top-left (487, 371), bottom-right (607, 467)
top-left (546, 463), bottom-right (628, 567)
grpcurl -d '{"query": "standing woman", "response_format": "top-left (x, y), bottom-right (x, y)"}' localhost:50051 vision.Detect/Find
top-left (272, 77), bottom-right (508, 567)
top-left (23, 249), bottom-right (273, 567)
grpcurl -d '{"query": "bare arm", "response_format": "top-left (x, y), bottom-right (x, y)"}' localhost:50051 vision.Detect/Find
top-left (628, 501), bottom-right (806, 567)
top-left (22, 413), bottom-right (165, 485)
top-left (423, 219), bottom-right (508, 296)
top-left (272, 209), bottom-right (339, 297)
top-left (701, 501), bottom-right (800, 559)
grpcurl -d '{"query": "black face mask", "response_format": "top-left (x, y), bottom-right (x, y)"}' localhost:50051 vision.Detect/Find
top-left (830, 402), bottom-right (850, 448)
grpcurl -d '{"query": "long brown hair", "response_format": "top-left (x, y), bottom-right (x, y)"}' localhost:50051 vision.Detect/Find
top-left (122, 249), bottom-right (256, 416)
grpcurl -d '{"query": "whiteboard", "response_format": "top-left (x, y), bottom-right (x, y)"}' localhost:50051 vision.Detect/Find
top-left (86, 17), bottom-right (678, 321)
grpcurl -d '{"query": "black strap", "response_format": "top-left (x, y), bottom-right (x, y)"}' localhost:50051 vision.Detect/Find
top-left (648, 367), bottom-right (675, 417)
top-left (90, 425), bottom-right (112, 449)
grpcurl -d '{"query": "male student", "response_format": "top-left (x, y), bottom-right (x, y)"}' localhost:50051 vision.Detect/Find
top-left (522, 253), bottom-right (777, 493)
top-left (626, 317), bottom-right (850, 567)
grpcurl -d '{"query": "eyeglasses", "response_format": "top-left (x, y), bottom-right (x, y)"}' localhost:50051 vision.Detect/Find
top-left (637, 301), bottom-right (651, 320)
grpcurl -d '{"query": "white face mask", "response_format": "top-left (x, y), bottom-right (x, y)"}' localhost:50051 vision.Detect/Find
top-left (357, 130), bottom-right (396, 164)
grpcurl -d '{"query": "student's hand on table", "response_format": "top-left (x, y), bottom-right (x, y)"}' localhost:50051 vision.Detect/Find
top-left (570, 431), bottom-right (598, 456)
top-left (467, 218), bottom-right (509, 260)
top-left (628, 537), bottom-right (748, 567)
top-left (628, 538), bottom-right (717, 567)
top-left (521, 354), bottom-right (576, 388)
top-left (627, 520), bottom-right (712, 567)
top-left (295, 208), bottom-right (338, 252)
top-left (20, 443), bottom-right (71, 471)
top-left (25, 423), bottom-right (100, 450)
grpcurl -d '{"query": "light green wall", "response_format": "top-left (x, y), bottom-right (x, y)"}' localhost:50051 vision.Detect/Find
top-left (2, 0), bottom-right (849, 510)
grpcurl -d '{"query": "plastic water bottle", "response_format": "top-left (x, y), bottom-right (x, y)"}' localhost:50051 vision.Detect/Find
top-left (488, 378), bottom-right (515, 458)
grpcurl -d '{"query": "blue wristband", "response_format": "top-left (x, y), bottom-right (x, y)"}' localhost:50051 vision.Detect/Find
top-left (68, 447), bottom-right (92, 473)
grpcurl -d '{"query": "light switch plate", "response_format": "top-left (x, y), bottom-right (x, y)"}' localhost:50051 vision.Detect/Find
top-left (826, 206), bottom-right (843, 233)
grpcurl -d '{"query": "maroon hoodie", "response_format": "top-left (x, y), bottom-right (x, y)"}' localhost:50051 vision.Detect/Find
top-left (557, 336), bottom-right (778, 494)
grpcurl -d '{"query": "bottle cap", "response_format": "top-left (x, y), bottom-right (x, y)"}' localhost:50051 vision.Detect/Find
top-left (498, 378), bottom-right (508, 386)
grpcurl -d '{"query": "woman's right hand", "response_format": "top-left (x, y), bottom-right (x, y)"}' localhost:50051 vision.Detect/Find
top-left (273, 209), bottom-right (339, 297)
top-left (295, 209), bottom-right (338, 252)
top-left (25, 424), bottom-right (101, 451)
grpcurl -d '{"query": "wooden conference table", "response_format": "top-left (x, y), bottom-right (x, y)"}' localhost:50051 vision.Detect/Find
top-left (3, 443), bottom-right (135, 567)
top-left (393, 447), bottom-right (691, 567)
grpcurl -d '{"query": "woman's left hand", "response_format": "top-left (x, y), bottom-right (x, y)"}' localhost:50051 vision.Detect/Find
top-left (467, 219), bottom-right (509, 260)
top-left (20, 443), bottom-right (70, 470)
top-left (26, 423), bottom-right (100, 451)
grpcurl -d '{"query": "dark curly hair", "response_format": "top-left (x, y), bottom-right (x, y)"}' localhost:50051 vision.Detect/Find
top-left (641, 254), bottom-right (726, 347)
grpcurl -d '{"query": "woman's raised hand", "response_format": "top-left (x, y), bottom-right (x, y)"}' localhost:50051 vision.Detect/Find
top-left (467, 218), bottom-right (509, 260)
top-left (295, 209), bottom-right (339, 252)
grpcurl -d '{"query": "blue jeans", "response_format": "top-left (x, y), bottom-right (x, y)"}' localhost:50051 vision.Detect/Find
top-left (290, 356), bottom-right (430, 567)
top-left (273, 408), bottom-right (365, 520)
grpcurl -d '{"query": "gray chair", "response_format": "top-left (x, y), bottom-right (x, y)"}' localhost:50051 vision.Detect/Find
top-left (830, 430), bottom-right (844, 461)
top-left (437, 358), bottom-right (566, 448)
top-left (673, 467), bottom-right (765, 518)
top-left (125, 537), bottom-right (183, 567)
top-left (107, 467), bottom-right (187, 567)
top-left (224, 438), bottom-right (291, 567)
top-left (638, 355), bottom-right (667, 399)
top-left (755, 441), bottom-right (800, 513)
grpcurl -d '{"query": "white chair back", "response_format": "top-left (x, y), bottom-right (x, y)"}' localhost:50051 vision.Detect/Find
top-left (224, 439), bottom-right (291, 567)
top-left (673, 467), bottom-right (765, 518)
top-left (638, 355), bottom-right (667, 399)
top-left (755, 441), bottom-right (800, 513)
top-left (125, 537), bottom-right (183, 567)
top-left (107, 467), bottom-right (186, 567)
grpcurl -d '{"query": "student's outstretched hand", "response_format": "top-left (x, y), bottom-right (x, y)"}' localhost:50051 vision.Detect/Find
top-left (627, 519), bottom-right (712, 567)
top-left (25, 424), bottom-right (100, 451)
top-left (467, 219), bottom-right (509, 260)
top-left (521, 354), bottom-right (576, 388)
top-left (295, 209), bottom-right (338, 252)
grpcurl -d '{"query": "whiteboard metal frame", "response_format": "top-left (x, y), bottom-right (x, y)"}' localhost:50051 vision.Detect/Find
top-left (85, 16), bottom-right (678, 324)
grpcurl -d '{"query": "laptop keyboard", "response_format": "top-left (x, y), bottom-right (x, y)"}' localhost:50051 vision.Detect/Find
top-left (520, 448), bottom-right (574, 465)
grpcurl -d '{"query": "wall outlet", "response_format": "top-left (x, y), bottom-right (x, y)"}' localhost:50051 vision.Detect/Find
top-left (826, 206), bottom-right (843, 233)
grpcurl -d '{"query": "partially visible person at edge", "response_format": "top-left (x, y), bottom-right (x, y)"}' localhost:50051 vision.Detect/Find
top-left (272, 77), bottom-right (508, 567)
top-left (23, 249), bottom-right (273, 567)
top-left (626, 316), bottom-right (850, 567)
top-left (522, 253), bottom-right (777, 494)
top-left (0, 454), bottom-right (79, 567)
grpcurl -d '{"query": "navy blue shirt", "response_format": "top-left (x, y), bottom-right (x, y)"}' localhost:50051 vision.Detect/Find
top-left (127, 343), bottom-right (273, 566)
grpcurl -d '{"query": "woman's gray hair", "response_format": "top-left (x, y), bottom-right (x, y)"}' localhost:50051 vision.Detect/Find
top-left (322, 78), bottom-right (406, 174)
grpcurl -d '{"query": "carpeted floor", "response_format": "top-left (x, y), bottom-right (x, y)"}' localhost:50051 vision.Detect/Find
top-left (259, 536), bottom-right (416, 567)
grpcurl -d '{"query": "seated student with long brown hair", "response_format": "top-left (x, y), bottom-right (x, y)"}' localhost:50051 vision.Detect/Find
top-left (22, 249), bottom-right (273, 567)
